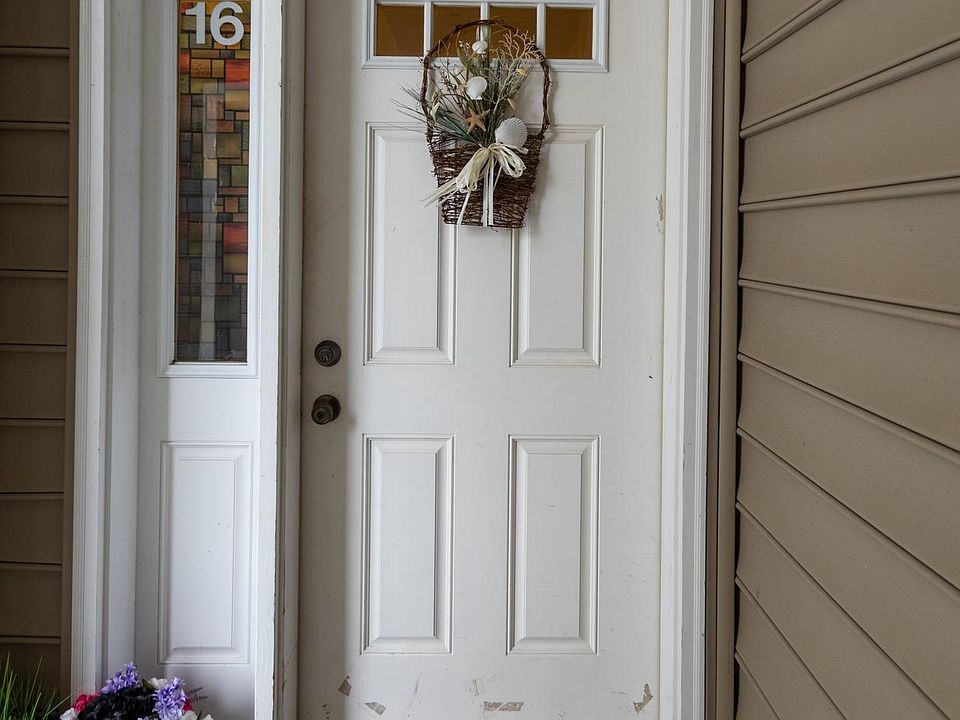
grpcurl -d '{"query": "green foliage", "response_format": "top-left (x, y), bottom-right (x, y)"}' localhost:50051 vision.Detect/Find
top-left (0, 656), bottom-right (66, 720)
top-left (396, 26), bottom-right (539, 147)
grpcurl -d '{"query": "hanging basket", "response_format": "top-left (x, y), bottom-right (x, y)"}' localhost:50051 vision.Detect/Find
top-left (420, 19), bottom-right (552, 229)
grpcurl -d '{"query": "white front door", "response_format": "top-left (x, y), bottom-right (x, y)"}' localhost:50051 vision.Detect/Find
top-left (299, 2), bottom-right (666, 717)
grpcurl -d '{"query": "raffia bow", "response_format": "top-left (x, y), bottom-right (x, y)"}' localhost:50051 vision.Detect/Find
top-left (423, 142), bottom-right (527, 226)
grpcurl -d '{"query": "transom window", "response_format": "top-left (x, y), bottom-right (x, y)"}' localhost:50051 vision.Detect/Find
top-left (366, 0), bottom-right (608, 71)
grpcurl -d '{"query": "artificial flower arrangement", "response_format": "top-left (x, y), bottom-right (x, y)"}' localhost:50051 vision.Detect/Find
top-left (61, 664), bottom-right (212, 720)
top-left (399, 18), bottom-right (552, 229)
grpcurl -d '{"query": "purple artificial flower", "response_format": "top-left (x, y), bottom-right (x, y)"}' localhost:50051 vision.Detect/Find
top-left (154, 677), bottom-right (187, 720)
top-left (101, 663), bottom-right (141, 693)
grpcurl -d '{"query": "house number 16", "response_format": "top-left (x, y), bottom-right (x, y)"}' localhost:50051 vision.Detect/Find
top-left (184, 1), bottom-right (245, 46)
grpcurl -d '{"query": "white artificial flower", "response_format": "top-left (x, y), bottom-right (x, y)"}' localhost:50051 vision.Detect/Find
top-left (60, 710), bottom-right (78, 720)
top-left (471, 39), bottom-right (488, 53)
top-left (200, 715), bottom-right (215, 720)
top-left (182, 712), bottom-right (198, 720)
top-left (148, 677), bottom-right (170, 690)
top-left (465, 76), bottom-right (488, 100)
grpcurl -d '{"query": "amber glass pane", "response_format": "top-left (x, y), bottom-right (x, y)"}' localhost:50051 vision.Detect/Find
top-left (431, 4), bottom-right (481, 55)
top-left (490, 5), bottom-right (537, 40)
top-left (545, 6), bottom-right (593, 60)
top-left (375, 3), bottom-right (424, 57)
top-left (176, 1), bottom-right (251, 362)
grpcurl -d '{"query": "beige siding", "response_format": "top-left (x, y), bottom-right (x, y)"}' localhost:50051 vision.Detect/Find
top-left (0, 0), bottom-right (76, 694)
top-left (727, 1), bottom-right (960, 717)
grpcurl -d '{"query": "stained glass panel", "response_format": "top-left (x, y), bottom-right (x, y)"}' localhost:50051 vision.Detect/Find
top-left (176, 0), bottom-right (252, 362)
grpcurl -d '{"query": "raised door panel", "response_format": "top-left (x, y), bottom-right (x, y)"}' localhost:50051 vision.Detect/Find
top-left (508, 436), bottom-right (598, 654)
top-left (362, 436), bottom-right (453, 654)
top-left (365, 125), bottom-right (455, 365)
top-left (511, 127), bottom-right (602, 367)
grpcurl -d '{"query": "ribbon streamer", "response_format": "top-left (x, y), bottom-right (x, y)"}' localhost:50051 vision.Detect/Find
top-left (423, 142), bottom-right (527, 226)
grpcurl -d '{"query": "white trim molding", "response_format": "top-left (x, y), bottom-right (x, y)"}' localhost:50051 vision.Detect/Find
top-left (661, 0), bottom-right (713, 717)
top-left (73, 0), bottom-right (109, 695)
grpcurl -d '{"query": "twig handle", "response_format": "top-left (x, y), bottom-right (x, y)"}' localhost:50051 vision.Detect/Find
top-left (420, 18), bottom-right (552, 140)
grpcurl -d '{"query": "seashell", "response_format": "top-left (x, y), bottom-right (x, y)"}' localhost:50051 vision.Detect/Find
top-left (495, 117), bottom-right (528, 148)
top-left (465, 76), bottom-right (488, 99)
top-left (471, 39), bottom-right (488, 53)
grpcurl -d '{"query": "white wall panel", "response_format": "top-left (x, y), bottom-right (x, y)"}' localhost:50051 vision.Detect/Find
top-left (365, 124), bottom-right (456, 365)
top-left (512, 127), bottom-right (602, 367)
top-left (508, 436), bottom-right (599, 654)
top-left (362, 435), bottom-right (453, 653)
top-left (158, 442), bottom-right (252, 664)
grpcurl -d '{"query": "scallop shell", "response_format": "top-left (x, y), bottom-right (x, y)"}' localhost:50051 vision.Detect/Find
top-left (495, 117), bottom-right (528, 148)
top-left (465, 76), bottom-right (488, 99)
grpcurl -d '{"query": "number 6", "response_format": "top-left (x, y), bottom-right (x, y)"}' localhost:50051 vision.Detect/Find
top-left (185, 1), bottom-right (245, 47)
top-left (211, 1), bottom-right (244, 46)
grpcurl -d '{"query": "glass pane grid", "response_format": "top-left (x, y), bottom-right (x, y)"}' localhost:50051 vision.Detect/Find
top-left (371, 1), bottom-right (597, 61)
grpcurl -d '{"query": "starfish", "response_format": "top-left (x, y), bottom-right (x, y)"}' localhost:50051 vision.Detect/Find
top-left (464, 108), bottom-right (490, 134)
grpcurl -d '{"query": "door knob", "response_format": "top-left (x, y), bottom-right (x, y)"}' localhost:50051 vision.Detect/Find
top-left (311, 394), bottom-right (341, 425)
top-left (314, 340), bottom-right (342, 367)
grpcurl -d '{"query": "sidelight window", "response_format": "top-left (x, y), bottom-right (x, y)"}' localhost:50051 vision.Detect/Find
top-left (175, 1), bottom-right (252, 362)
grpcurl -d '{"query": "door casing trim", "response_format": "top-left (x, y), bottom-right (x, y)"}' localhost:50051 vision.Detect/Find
top-left (660, 0), bottom-right (713, 716)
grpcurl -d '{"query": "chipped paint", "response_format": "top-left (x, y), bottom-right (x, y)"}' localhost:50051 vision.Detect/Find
top-left (337, 676), bottom-right (352, 697)
top-left (484, 700), bottom-right (524, 712)
top-left (633, 684), bottom-right (654, 713)
top-left (365, 701), bottom-right (386, 716)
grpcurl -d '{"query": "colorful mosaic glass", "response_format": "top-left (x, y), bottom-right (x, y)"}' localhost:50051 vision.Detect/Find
top-left (175, 1), bottom-right (252, 362)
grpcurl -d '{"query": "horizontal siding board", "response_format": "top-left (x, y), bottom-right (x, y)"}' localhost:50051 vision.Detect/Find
top-left (738, 439), bottom-right (960, 716)
top-left (0, 496), bottom-right (63, 564)
top-left (736, 591), bottom-right (842, 720)
top-left (741, 56), bottom-right (960, 203)
top-left (739, 362), bottom-right (960, 590)
top-left (0, 639), bottom-right (61, 689)
top-left (739, 285), bottom-right (960, 451)
top-left (0, 128), bottom-right (70, 197)
top-left (0, 349), bottom-right (66, 418)
top-left (737, 513), bottom-right (947, 719)
top-left (736, 666), bottom-right (780, 720)
top-left (0, 566), bottom-right (62, 636)
top-left (0, 56), bottom-right (70, 123)
top-left (0, 275), bottom-right (68, 344)
top-left (0, 0), bottom-right (70, 48)
top-left (743, 0), bottom-right (960, 128)
top-left (742, 0), bottom-right (822, 54)
top-left (0, 422), bottom-right (65, 493)
top-left (741, 190), bottom-right (960, 313)
top-left (0, 201), bottom-right (70, 271)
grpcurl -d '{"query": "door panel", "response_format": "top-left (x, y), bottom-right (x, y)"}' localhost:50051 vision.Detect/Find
top-left (713, 0), bottom-right (960, 717)
top-left (299, 1), bottom-right (667, 717)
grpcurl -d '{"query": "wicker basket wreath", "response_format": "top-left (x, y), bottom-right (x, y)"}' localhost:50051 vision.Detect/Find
top-left (416, 19), bottom-right (552, 229)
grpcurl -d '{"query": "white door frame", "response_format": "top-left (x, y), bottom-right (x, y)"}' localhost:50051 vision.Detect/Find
top-left (74, 0), bottom-right (712, 715)
top-left (660, 0), bottom-right (713, 715)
